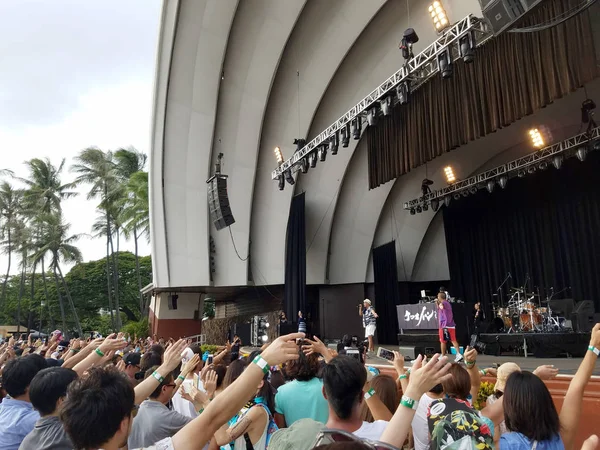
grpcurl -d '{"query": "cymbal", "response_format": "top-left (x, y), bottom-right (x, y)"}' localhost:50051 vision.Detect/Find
top-left (525, 293), bottom-right (539, 297)
top-left (510, 287), bottom-right (525, 292)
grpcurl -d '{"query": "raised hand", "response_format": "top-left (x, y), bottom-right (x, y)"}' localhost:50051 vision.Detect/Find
top-left (533, 364), bottom-right (559, 380)
top-left (405, 354), bottom-right (451, 399)
top-left (464, 346), bottom-right (478, 365)
top-left (302, 335), bottom-right (327, 357)
top-left (590, 323), bottom-right (600, 349)
top-left (161, 339), bottom-right (188, 372)
top-left (262, 332), bottom-right (305, 367)
top-left (392, 351), bottom-right (406, 375)
top-left (181, 354), bottom-right (201, 377)
top-left (203, 369), bottom-right (218, 399)
top-left (98, 335), bottom-right (128, 354)
top-left (116, 359), bottom-right (126, 372)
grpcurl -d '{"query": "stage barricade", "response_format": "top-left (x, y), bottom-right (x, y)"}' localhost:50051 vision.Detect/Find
top-left (479, 332), bottom-right (590, 358)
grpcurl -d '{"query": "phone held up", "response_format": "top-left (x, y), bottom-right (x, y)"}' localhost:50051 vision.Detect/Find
top-left (376, 347), bottom-right (395, 361)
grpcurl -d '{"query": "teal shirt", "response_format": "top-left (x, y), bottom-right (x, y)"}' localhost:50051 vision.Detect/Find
top-left (274, 377), bottom-right (329, 425)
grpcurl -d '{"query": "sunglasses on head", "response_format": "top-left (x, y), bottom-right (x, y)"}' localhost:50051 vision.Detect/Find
top-left (313, 429), bottom-right (400, 450)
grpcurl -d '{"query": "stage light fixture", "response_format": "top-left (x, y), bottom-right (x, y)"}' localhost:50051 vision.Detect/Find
top-left (330, 131), bottom-right (340, 155)
top-left (309, 152), bottom-right (318, 168)
top-left (438, 48), bottom-right (453, 79)
top-left (552, 155), bottom-right (563, 170)
top-left (459, 31), bottom-right (475, 64)
top-left (469, 186), bottom-right (478, 195)
top-left (431, 198), bottom-right (440, 212)
top-left (444, 166), bottom-right (456, 183)
top-left (274, 146), bottom-right (284, 164)
top-left (518, 169), bottom-right (526, 178)
top-left (367, 106), bottom-right (378, 127)
top-left (486, 180), bottom-right (495, 194)
top-left (381, 96), bottom-right (393, 116)
top-left (453, 192), bottom-right (461, 200)
top-left (538, 161), bottom-right (548, 170)
top-left (278, 174), bottom-right (285, 191)
top-left (341, 123), bottom-right (350, 148)
top-left (529, 128), bottom-right (544, 148)
top-left (423, 202), bottom-right (429, 212)
top-left (416, 205), bottom-right (422, 213)
top-left (498, 175), bottom-right (508, 189)
top-left (429, 2), bottom-right (450, 32)
top-left (527, 166), bottom-right (536, 174)
top-left (444, 196), bottom-right (451, 207)
top-left (461, 190), bottom-right (469, 197)
top-left (300, 156), bottom-right (309, 174)
top-left (421, 178), bottom-right (434, 196)
top-left (576, 146), bottom-right (588, 162)
top-left (318, 144), bottom-right (328, 162)
top-left (352, 118), bottom-right (362, 140)
top-left (397, 81), bottom-right (410, 105)
top-left (400, 28), bottom-right (419, 61)
top-left (284, 169), bottom-right (295, 185)
top-left (410, 208), bottom-right (416, 215)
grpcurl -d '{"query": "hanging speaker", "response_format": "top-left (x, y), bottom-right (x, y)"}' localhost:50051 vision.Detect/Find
top-left (207, 174), bottom-right (235, 231)
top-left (168, 294), bottom-right (179, 310)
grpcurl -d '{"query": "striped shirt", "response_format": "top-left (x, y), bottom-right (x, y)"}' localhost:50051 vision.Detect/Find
top-left (362, 307), bottom-right (376, 327)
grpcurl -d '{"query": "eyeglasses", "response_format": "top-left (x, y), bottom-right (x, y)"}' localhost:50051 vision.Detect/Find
top-left (165, 383), bottom-right (177, 388)
top-left (313, 429), bottom-right (400, 450)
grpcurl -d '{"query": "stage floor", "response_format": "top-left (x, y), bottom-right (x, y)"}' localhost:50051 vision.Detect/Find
top-left (366, 345), bottom-right (600, 376)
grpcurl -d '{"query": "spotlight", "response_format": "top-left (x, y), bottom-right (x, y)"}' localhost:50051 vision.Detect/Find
top-left (330, 131), bottom-right (340, 155)
top-left (498, 175), bottom-right (508, 189)
top-left (461, 190), bottom-right (469, 197)
top-left (576, 146), bottom-right (588, 162)
top-left (397, 81), bottom-right (410, 105)
top-left (527, 166), bottom-right (536, 174)
top-left (431, 199), bottom-right (440, 212)
top-left (444, 196), bottom-right (451, 207)
top-left (552, 155), bottom-right (563, 170)
top-left (529, 128), bottom-right (544, 148)
top-left (341, 123), bottom-right (350, 147)
top-left (453, 192), bottom-right (461, 200)
top-left (400, 28), bottom-right (419, 61)
top-left (261, 335), bottom-right (268, 343)
top-left (421, 178), bottom-right (434, 196)
top-left (278, 174), bottom-right (285, 190)
top-left (518, 170), bottom-right (526, 178)
top-left (416, 205), bottom-right (422, 213)
top-left (538, 161), bottom-right (548, 170)
top-left (367, 106), bottom-right (378, 127)
top-left (423, 203), bottom-right (429, 212)
top-left (410, 208), bottom-right (416, 215)
top-left (318, 144), bottom-right (328, 162)
top-left (444, 166), bottom-right (456, 183)
top-left (429, 1), bottom-right (450, 32)
top-left (274, 146), bottom-right (284, 164)
top-left (300, 156), bottom-right (309, 174)
top-left (486, 180), bottom-right (495, 194)
top-left (309, 152), bottom-right (318, 168)
top-left (469, 186), bottom-right (478, 195)
top-left (381, 96), bottom-right (393, 116)
top-left (284, 169), bottom-right (295, 185)
top-left (459, 31), bottom-right (475, 64)
top-left (438, 48), bottom-right (453, 79)
top-left (352, 118), bottom-right (362, 140)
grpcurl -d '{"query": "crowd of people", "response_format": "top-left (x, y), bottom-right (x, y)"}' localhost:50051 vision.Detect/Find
top-left (0, 323), bottom-right (598, 450)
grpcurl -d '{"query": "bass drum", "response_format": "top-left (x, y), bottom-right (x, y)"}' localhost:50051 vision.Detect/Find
top-left (520, 311), bottom-right (542, 331)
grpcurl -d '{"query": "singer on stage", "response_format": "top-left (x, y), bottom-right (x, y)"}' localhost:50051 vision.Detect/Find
top-left (436, 292), bottom-right (463, 362)
top-left (358, 299), bottom-right (378, 353)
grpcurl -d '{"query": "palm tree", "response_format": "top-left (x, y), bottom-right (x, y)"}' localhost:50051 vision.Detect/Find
top-left (13, 219), bottom-right (32, 334)
top-left (0, 182), bottom-right (23, 309)
top-left (91, 215), bottom-right (115, 330)
top-left (114, 147), bottom-right (147, 181)
top-left (71, 148), bottom-right (122, 329)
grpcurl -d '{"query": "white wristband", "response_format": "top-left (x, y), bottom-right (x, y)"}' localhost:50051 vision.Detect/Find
top-left (589, 346), bottom-right (600, 356)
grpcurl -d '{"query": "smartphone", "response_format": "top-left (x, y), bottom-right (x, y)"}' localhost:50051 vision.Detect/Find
top-left (207, 354), bottom-right (214, 364)
top-left (377, 347), bottom-right (395, 361)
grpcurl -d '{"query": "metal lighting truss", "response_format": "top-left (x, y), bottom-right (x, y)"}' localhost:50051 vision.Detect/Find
top-left (271, 14), bottom-right (492, 181)
top-left (403, 127), bottom-right (600, 210)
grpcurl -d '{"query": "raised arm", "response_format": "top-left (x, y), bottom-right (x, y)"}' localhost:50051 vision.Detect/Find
top-left (560, 324), bottom-right (600, 450)
top-left (72, 335), bottom-right (127, 376)
top-left (302, 335), bottom-right (334, 363)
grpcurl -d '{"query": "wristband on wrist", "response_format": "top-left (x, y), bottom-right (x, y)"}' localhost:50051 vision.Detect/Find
top-left (152, 371), bottom-right (165, 383)
top-left (177, 375), bottom-right (186, 381)
top-left (406, 368), bottom-right (411, 375)
top-left (252, 355), bottom-right (270, 374)
top-left (398, 374), bottom-right (408, 380)
top-left (95, 348), bottom-right (105, 357)
top-left (198, 408), bottom-right (204, 414)
top-left (364, 388), bottom-right (376, 400)
top-left (465, 360), bottom-right (476, 367)
top-left (400, 395), bottom-right (418, 410)
top-left (588, 346), bottom-right (600, 356)
top-left (479, 369), bottom-right (486, 376)
top-left (71, 348), bottom-right (79, 353)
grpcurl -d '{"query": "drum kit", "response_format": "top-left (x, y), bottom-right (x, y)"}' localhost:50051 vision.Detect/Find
top-left (492, 286), bottom-right (566, 333)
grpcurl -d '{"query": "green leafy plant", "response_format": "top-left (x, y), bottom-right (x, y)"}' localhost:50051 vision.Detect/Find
top-left (200, 344), bottom-right (219, 354)
top-left (121, 318), bottom-right (149, 339)
top-left (474, 381), bottom-right (495, 410)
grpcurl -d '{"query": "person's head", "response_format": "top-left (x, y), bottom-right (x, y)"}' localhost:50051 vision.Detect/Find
top-left (285, 346), bottom-right (320, 382)
top-left (145, 366), bottom-right (176, 404)
top-left (494, 362), bottom-right (520, 395)
top-left (441, 363), bottom-right (470, 400)
top-left (29, 367), bottom-right (78, 416)
top-left (1, 354), bottom-right (47, 400)
top-left (211, 364), bottom-right (227, 389)
top-left (149, 344), bottom-right (165, 357)
top-left (140, 351), bottom-right (162, 372)
top-left (474, 302), bottom-right (481, 310)
top-left (123, 353), bottom-right (142, 380)
top-left (322, 355), bottom-right (366, 420)
top-left (439, 286), bottom-right (446, 293)
top-left (223, 359), bottom-right (247, 387)
top-left (429, 383), bottom-right (444, 395)
top-left (503, 371), bottom-right (560, 441)
top-left (255, 372), bottom-right (276, 413)
top-left (360, 375), bottom-right (398, 422)
top-left (437, 292), bottom-right (447, 301)
top-left (363, 299), bottom-right (371, 308)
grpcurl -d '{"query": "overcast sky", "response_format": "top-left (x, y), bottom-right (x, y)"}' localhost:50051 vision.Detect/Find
top-left (0, 0), bottom-right (162, 273)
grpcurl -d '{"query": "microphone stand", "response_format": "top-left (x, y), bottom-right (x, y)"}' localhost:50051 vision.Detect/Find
top-left (497, 273), bottom-right (511, 311)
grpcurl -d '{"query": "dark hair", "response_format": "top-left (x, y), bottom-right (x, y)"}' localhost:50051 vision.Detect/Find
top-left (29, 367), bottom-right (78, 416)
top-left (189, 343), bottom-right (201, 355)
top-left (150, 344), bottom-right (165, 356)
top-left (270, 370), bottom-right (285, 391)
top-left (1, 354), bottom-right (47, 397)
top-left (256, 373), bottom-right (276, 413)
top-left (140, 351), bottom-right (162, 372)
top-left (441, 364), bottom-right (470, 400)
top-left (61, 367), bottom-right (135, 450)
top-left (430, 383), bottom-right (444, 394)
top-left (248, 350), bottom-right (261, 363)
top-left (145, 365), bottom-right (174, 398)
top-left (503, 371), bottom-right (560, 441)
top-left (212, 364), bottom-right (227, 388)
top-left (223, 359), bottom-right (247, 387)
top-left (439, 292), bottom-right (447, 300)
top-left (361, 375), bottom-right (398, 422)
top-left (322, 356), bottom-right (366, 420)
top-left (439, 286), bottom-right (446, 292)
top-left (285, 346), bottom-right (320, 381)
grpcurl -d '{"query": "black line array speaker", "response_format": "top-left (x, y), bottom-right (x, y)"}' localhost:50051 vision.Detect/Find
top-left (207, 175), bottom-right (235, 231)
top-left (571, 301), bottom-right (597, 333)
top-left (168, 294), bottom-right (178, 310)
top-left (478, 0), bottom-right (544, 35)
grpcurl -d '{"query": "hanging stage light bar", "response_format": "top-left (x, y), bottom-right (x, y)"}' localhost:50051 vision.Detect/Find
top-left (271, 14), bottom-right (492, 181)
top-left (330, 131), bottom-right (340, 155)
top-left (352, 117), bottom-right (362, 140)
top-left (341, 123), bottom-right (350, 148)
top-left (397, 80), bottom-right (411, 106)
top-left (309, 152), bottom-right (318, 168)
top-left (438, 48), bottom-right (453, 79)
top-left (318, 144), bottom-right (328, 162)
top-left (367, 106), bottom-right (378, 126)
top-left (381, 95), bottom-right (393, 116)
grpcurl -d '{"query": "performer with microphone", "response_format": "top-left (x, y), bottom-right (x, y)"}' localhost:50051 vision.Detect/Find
top-left (436, 292), bottom-right (463, 362)
top-left (358, 299), bottom-right (378, 354)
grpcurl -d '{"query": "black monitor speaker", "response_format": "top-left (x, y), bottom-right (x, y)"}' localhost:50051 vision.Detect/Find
top-left (207, 175), bottom-right (235, 231)
top-left (548, 298), bottom-right (575, 317)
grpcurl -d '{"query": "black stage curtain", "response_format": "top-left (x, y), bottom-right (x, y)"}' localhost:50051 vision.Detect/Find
top-left (284, 193), bottom-right (306, 320)
top-left (444, 152), bottom-right (600, 316)
top-left (373, 241), bottom-right (401, 344)
top-left (367, 0), bottom-right (598, 189)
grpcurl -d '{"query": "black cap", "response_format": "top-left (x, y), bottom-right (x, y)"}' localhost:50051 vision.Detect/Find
top-left (124, 353), bottom-right (142, 367)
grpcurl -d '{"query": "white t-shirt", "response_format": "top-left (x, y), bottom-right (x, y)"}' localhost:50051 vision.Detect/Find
top-left (354, 420), bottom-right (389, 441)
top-left (412, 393), bottom-right (439, 450)
top-left (171, 379), bottom-right (198, 419)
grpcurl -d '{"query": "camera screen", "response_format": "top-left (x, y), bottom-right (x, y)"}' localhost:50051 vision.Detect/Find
top-left (377, 347), bottom-right (395, 361)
